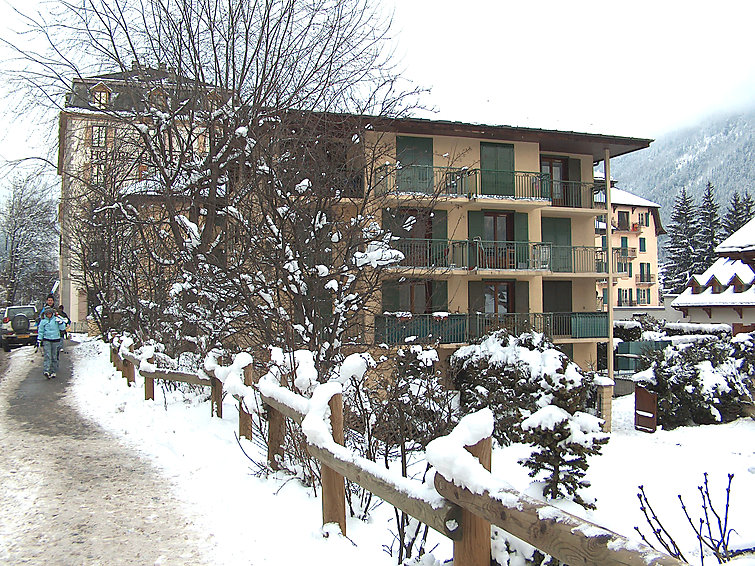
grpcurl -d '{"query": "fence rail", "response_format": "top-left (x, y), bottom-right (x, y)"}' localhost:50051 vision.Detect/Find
top-left (107, 338), bottom-right (686, 566)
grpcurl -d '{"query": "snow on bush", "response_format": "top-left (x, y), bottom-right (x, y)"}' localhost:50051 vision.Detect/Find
top-left (636, 333), bottom-right (754, 429)
top-left (450, 330), bottom-right (607, 509)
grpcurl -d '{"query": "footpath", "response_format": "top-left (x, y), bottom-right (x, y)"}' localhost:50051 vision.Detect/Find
top-left (0, 343), bottom-right (213, 565)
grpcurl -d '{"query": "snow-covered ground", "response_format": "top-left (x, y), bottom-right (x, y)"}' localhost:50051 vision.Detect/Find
top-left (69, 338), bottom-right (755, 565)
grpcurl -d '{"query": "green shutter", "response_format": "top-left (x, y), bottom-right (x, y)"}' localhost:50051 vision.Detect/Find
top-left (432, 209), bottom-right (447, 241)
top-left (514, 280), bottom-right (529, 314)
top-left (468, 281), bottom-right (484, 313)
top-left (431, 280), bottom-right (448, 312)
top-left (382, 281), bottom-right (399, 312)
top-left (480, 143), bottom-right (514, 196)
top-left (468, 211), bottom-right (483, 268)
top-left (397, 136), bottom-right (433, 193)
top-left (628, 263), bottom-right (633, 277)
top-left (542, 217), bottom-right (571, 272)
top-left (639, 237), bottom-right (646, 252)
top-left (514, 212), bottom-right (529, 268)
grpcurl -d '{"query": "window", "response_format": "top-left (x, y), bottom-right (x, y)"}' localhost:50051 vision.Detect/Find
top-left (601, 235), bottom-right (607, 249)
top-left (92, 89), bottom-right (110, 108)
top-left (484, 281), bottom-right (513, 314)
top-left (639, 237), bottom-right (646, 253)
top-left (398, 281), bottom-right (430, 313)
top-left (628, 262), bottom-right (633, 277)
top-left (92, 125), bottom-right (107, 148)
top-left (602, 288), bottom-right (608, 305)
top-left (637, 288), bottom-right (650, 305)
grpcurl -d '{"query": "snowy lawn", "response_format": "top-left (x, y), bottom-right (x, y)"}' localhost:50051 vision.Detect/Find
top-left (69, 338), bottom-right (755, 565)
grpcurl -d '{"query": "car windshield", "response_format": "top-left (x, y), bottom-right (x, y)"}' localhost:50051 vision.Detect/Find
top-left (7, 306), bottom-right (37, 318)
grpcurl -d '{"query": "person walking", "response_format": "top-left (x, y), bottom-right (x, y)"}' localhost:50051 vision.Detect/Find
top-left (37, 306), bottom-right (67, 379)
top-left (39, 293), bottom-right (55, 321)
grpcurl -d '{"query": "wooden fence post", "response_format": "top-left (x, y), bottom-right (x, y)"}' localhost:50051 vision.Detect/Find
top-left (453, 436), bottom-right (492, 566)
top-left (321, 392), bottom-right (346, 536)
top-left (267, 404), bottom-right (285, 471)
top-left (210, 375), bottom-right (223, 418)
top-left (238, 364), bottom-right (256, 440)
top-left (144, 356), bottom-right (155, 401)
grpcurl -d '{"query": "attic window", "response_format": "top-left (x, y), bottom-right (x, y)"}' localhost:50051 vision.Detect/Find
top-left (691, 283), bottom-right (702, 294)
top-left (733, 283), bottom-right (745, 293)
top-left (92, 89), bottom-right (110, 108)
top-left (711, 282), bottom-right (724, 294)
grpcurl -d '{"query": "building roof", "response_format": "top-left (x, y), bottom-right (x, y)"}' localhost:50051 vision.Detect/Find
top-left (380, 117), bottom-right (653, 162)
top-left (610, 187), bottom-right (660, 208)
top-left (672, 258), bottom-right (755, 308)
top-left (715, 217), bottom-right (755, 255)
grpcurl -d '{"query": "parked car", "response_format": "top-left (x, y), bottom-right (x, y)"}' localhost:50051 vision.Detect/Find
top-left (1, 305), bottom-right (39, 352)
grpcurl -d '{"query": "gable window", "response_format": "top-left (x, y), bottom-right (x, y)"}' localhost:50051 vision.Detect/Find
top-left (92, 89), bottom-right (110, 108)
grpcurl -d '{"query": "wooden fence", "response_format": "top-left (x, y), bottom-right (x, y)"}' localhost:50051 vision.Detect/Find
top-left (109, 340), bottom-right (687, 566)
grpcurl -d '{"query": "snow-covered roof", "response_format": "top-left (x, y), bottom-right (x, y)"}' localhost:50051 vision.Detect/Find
top-left (672, 258), bottom-right (755, 308)
top-left (671, 285), bottom-right (755, 307)
top-left (609, 187), bottom-right (660, 209)
top-left (715, 217), bottom-right (755, 254)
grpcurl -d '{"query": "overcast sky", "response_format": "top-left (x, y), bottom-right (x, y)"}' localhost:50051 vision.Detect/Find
top-left (389, 0), bottom-right (755, 138)
top-left (1, 0), bottom-right (754, 172)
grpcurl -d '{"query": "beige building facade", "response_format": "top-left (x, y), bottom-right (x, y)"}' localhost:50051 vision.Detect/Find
top-left (594, 187), bottom-right (664, 318)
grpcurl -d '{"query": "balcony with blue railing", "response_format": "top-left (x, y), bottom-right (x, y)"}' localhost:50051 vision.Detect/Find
top-left (374, 165), bottom-right (606, 210)
top-left (390, 238), bottom-right (608, 274)
top-left (374, 311), bottom-right (608, 344)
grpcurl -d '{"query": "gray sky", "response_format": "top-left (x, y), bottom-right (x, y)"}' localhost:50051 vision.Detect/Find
top-left (389, 0), bottom-right (755, 138)
top-left (2, 0), bottom-right (755, 170)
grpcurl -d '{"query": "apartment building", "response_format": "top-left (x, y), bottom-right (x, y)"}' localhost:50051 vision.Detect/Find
top-left (367, 120), bottom-right (652, 369)
top-left (594, 186), bottom-right (664, 317)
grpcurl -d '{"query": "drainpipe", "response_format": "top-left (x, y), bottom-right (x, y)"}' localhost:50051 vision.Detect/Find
top-left (604, 149), bottom-right (614, 384)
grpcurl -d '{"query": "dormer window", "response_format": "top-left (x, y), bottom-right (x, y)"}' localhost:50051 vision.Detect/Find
top-left (711, 282), bottom-right (723, 294)
top-left (691, 283), bottom-right (702, 294)
top-left (92, 89), bottom-right (110, 108)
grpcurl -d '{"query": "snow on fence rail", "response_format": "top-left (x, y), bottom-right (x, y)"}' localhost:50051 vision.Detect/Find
top-left (108, 340), bottom-right (687, 566)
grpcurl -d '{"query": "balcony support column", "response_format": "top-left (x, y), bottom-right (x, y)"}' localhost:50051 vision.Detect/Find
top-left (604, 149), bottom-right (614, 432)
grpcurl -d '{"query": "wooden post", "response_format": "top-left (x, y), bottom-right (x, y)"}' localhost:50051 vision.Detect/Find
top-left (321, 392), bottom-right (346, 536)
top-left (144, 356), bottom-right (155, 401)
top-left (267, 405), bottom-right (285, 470)
top-left (453, 437), bottom-right (492, 566)
top-left (238, 364), bottom-right (255, 440)
top-left (126, 345), bottom-right (135, 385)
top-left (210, 376), bottom-right (223, 418)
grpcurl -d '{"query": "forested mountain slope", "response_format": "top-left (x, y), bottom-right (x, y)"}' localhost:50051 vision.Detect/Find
top-left (611, 107), bottom-right (755, 224)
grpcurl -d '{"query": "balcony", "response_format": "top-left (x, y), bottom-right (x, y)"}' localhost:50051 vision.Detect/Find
top-left (614, 246), bottom-right (637, 261)
top-left (635, 274), bottom-right (656, 285)
top-left (374, 311), bottom-right (608, 344)
top-left (391, 238), bottom-right (609, 274)
top-left (374, 165), bottom-right (606, 209)
top-left (613, 221), bottom-right (642, 233)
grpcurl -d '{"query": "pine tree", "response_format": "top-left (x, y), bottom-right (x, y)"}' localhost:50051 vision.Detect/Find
top-left (692, 182), bottom-right (721, 273)
top-left (722, 190), bottom-right (754, 239)
top-left (663, 187), bottom-right (698, 294)
top-left (722, 192), bottom-right (743, 238)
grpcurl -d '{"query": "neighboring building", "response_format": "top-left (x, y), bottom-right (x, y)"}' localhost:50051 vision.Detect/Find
top-left (370, 123), bottom-right (651, 369)
top-left (58, 69), bottom-right (654, 369)
top-left (671, 217), bottom-right (755, 334)
top-left (594, 185), bottom-right (664, 318)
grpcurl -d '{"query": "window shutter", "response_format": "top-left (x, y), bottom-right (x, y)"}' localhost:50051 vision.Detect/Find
top-left (431, 281), bottom-right (448, 312)
top-left (432, 209), bottom-right (447, 241)
top-left (468, 281), bottom-right (484, 313)
top-left (382, 281), bottom-right (399, 312)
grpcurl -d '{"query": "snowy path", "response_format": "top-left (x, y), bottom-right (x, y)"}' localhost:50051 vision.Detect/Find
top-left (0, 345), bottom-right (215, 566)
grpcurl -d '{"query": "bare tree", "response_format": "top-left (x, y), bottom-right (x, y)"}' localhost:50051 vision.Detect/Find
top-left (0, 172), bottom-right (58, 306)
top-left (8, 0), bottom-right (428, 363)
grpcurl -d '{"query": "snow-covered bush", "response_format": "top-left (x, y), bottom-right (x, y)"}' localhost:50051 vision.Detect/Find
top-left (636, 334), bottom-right (754, 429)
top-left (613, 320), bottom-right (642, 342)
top-left (450, 330), bottom-right (607, 508)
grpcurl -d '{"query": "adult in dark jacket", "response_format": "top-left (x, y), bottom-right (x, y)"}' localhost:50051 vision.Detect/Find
top-left (37, 307), bottom-right (67, 379)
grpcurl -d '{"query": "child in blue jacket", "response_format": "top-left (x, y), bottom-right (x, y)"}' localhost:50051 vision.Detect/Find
top-left (37, 306), bottom-right (67, 379)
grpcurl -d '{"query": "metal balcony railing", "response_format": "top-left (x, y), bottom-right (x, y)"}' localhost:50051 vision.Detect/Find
top-left (391, 238), bottom-right (608, 274)
top-left (374, 311), bottom-right (608, 344)
top-left (635, 273), bottom-right (656, 285)
top-left (374, 165), bottom-right (605, 209)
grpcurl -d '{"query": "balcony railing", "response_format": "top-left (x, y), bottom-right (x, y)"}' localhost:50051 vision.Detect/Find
top-left (614, 246), bottom-right (637, 261)
top-left (374, 311), bottom-right (608, 344)
top-left (635, 274), bottom-right (656, 285)
top-left (375, 165), bottom-right (605, 209)
top-left (391, 238), bottom-right (609, 274)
